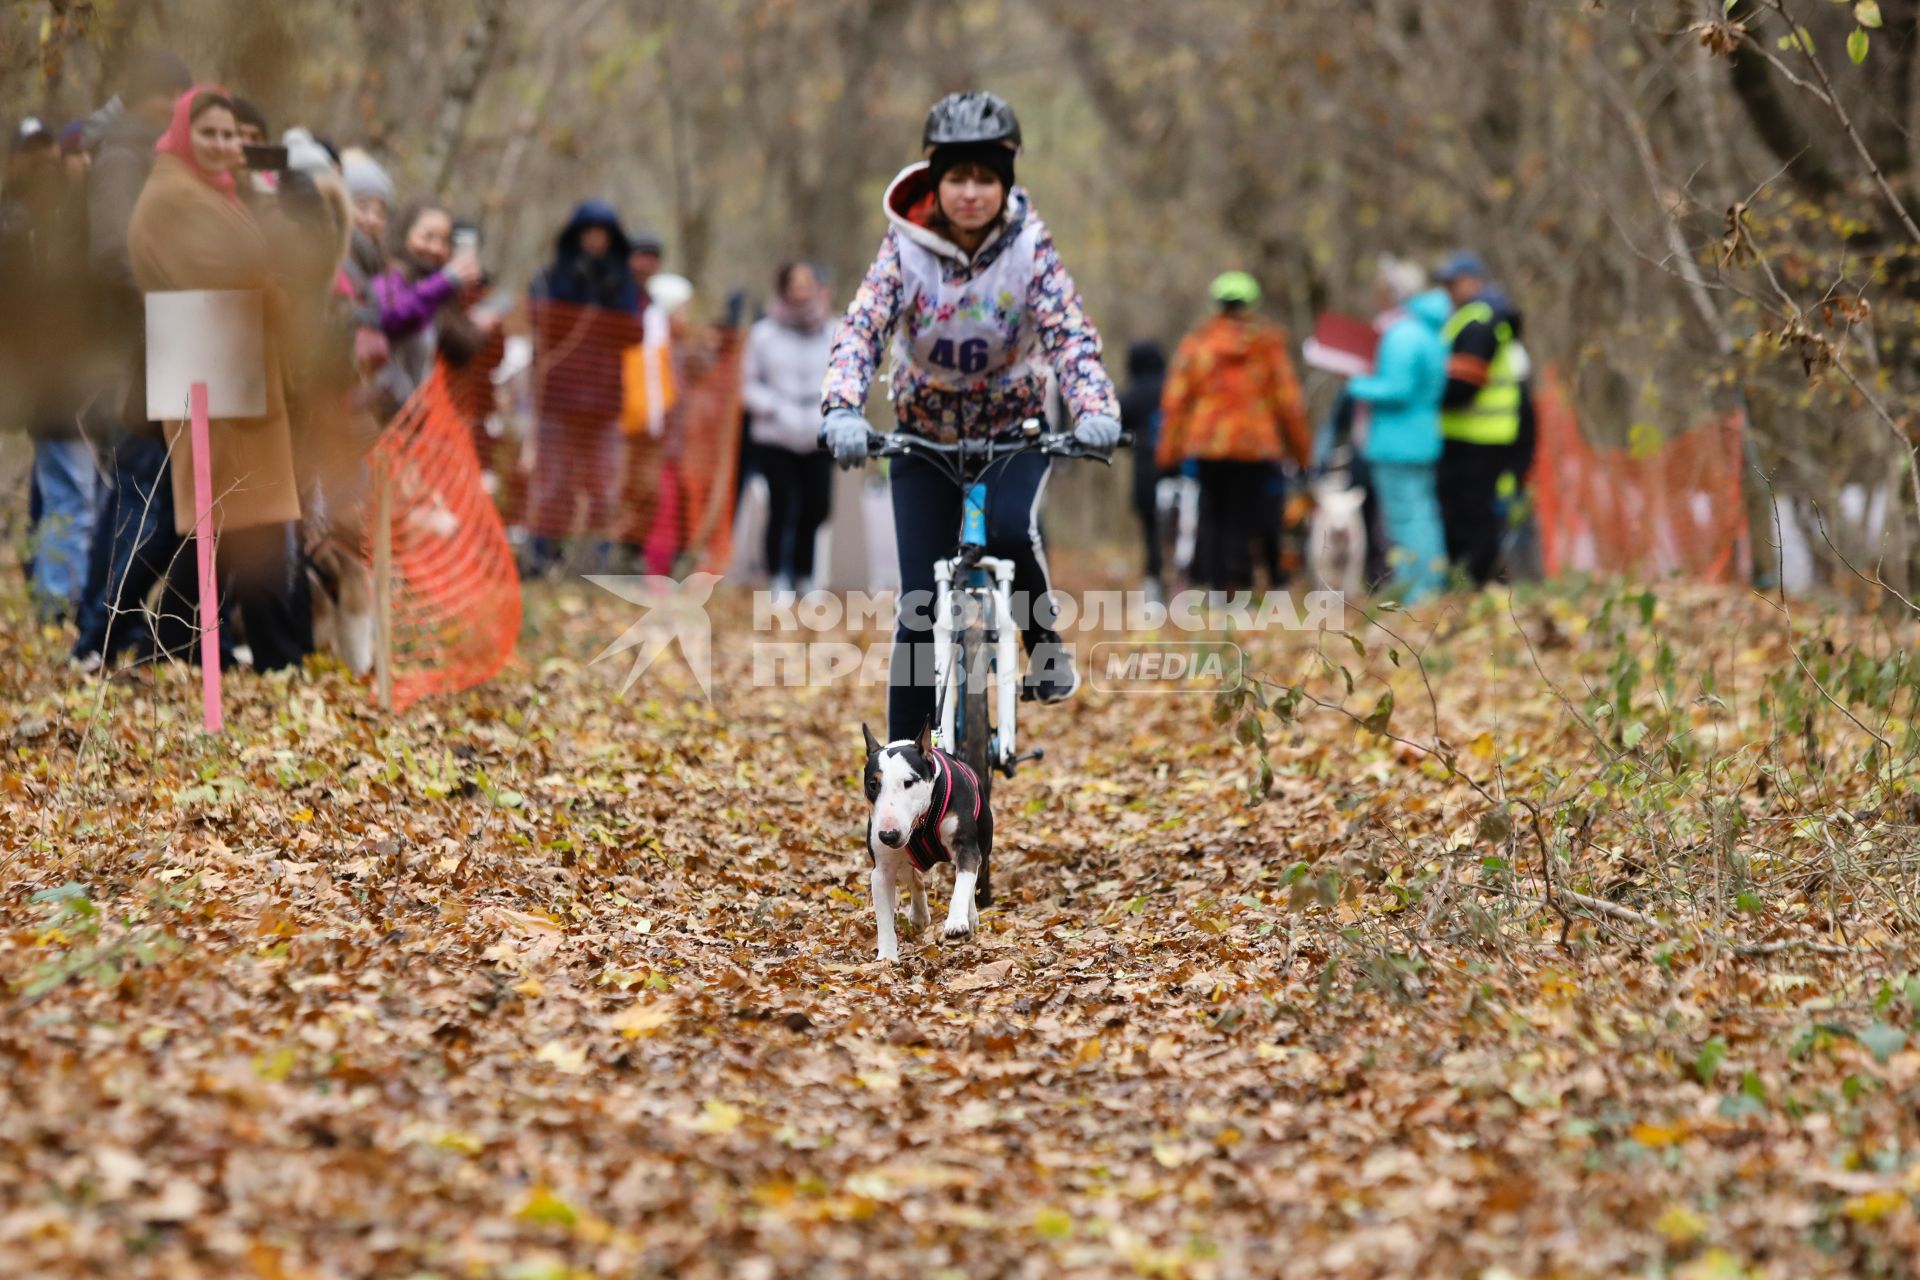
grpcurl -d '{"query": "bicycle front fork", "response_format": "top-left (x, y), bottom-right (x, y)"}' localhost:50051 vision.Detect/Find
top-left (931, 555), bottom-right (1020, 769)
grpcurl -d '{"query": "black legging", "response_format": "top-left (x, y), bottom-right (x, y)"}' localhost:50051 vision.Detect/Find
top-left (887, 448), bottom-right (1054, 741)
top-left (73, 435), bottom-right (180, 661)
top-left (1132, 478), bottom-right (1163, 583)
top-left (1192, 460), bottom-right (1273, 593)
top-left (156, 521), bottom-right (313, 671)
top-left (761, 445), bottom-right (833, 584)
top-left (1437, 439), bottom-right (1508, 587)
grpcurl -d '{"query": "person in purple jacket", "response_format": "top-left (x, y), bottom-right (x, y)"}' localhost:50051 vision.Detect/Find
top-left (369, 202), bottom-right (483, 407)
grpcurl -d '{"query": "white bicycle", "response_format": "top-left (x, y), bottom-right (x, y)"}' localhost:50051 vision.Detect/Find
top-left (857, 420), bottom-right (1128, 801)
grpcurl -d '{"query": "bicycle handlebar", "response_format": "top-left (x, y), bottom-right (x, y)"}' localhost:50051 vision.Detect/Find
top-left (815, 425), bottom-right (1132, 467)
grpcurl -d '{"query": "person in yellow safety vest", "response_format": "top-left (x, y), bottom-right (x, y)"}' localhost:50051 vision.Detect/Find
top-left (1433, 250), bottom-right (1536, 586)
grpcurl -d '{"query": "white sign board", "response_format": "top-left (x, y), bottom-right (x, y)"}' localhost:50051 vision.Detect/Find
top-left (146, 290), bottom-right (266, 420)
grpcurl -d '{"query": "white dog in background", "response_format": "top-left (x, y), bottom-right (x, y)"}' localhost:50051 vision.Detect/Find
top-left (308, 542), bottom-right (376, 675)
top-left (1308, 470), bottom-right (1368, 604)
top-left (1155, 474), bottom-right (1200, 585)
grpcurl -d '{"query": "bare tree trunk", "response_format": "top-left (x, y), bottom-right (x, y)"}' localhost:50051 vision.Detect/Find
top-left (480, 0), bottom-right (610, 255)
top-left (1863, 0), bottom-right (1918, 183)
top-left (1723, 0), bottom-right (1843, 198)
top-left (1042, 4), bottom-right (1189, 194)
top-left (1678, 6), bottom-right (1743, 209)
top-left (223, 0), bottom-right (300, 126)
top-left (423, 0), bottom-right (509, 200)
top-left (1598, 60), bottom-right (1735, 354)
top-left (657, 32), bottom-right (709, 289)
top-left (1910, 5), bottom-right (1920, 200)
top-left (796, 0), bottom-right (916, 288)
top-left (91, 0), bottom-right (150, 109)
top-left (39, 0), bottom-right (85, 118)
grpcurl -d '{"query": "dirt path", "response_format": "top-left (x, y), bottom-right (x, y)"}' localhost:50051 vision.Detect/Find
top-left (1, 581), bottom-right (1914, 1278)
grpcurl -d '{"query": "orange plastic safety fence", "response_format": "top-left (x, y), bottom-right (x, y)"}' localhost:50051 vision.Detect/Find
top-left (617, 325), bottom-right (744, 574)
top-left (521, 299), bottom-right (743, 574)
top-left (1532, 369), bottom-right (1750, 584)
top-left (441, 326), bottom-right (523, 522)
top-left (447, 327), bottom-right (508, 460)
top-left (367, 364), bottom-right (522, 711)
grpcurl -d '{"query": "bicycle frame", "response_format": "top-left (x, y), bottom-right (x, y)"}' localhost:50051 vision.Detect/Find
top-left (929, 483), bottom-right (1022, 771)
top-left (834, 422), bottom-right (1126, 778)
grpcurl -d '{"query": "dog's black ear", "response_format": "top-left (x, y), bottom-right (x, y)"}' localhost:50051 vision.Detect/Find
top-left (914, 717), bottom-right (933, 757)
top-left (862, 722), bottom-right (883, 757)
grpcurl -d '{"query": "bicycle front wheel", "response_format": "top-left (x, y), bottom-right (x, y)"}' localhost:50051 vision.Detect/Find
top-left (955, 613), bottom-right (994, 809)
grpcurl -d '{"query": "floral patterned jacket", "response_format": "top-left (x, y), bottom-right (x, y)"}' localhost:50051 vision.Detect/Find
top-left (821, 163), bottom-right (1119, 442)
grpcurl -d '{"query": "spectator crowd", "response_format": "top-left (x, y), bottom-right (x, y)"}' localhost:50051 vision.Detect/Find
top-left (0, 48), bottom-right (1537, 688)
top-left (1136, 252), bottom-right (1537, 606)
top-left (0, 48), bottom-right (735, 678)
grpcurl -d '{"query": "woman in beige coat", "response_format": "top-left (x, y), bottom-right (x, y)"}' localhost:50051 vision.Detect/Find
top-left (128, 86), bottom-right (311, 670)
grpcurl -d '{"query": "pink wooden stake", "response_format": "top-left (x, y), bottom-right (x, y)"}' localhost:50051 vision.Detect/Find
top-left (189, 381), bottom-right (222, 733)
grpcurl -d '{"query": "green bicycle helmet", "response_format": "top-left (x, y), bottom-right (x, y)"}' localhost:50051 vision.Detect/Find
top-left (1210, 271), bottom-right (1262, 306)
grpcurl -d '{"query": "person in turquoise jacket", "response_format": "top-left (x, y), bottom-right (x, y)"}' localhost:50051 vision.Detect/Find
top-left (1346, 287), bottom-right (1452, 602)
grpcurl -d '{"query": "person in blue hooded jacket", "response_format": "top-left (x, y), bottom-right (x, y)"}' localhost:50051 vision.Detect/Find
top-left (525, 199), bottom-right (643, 570)
top-left (1344, 286), bottom-right (1452, 602)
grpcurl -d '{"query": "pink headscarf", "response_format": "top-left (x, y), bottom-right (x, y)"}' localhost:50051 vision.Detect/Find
top-left (153, 84), bottom-right (240, 205)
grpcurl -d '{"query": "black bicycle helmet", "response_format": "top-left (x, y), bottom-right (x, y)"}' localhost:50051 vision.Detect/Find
top-left (922, 91), bottom-right (1022, 153)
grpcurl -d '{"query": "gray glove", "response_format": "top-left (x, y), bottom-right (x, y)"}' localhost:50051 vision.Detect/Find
top-left (1073, 413), bottom-right (1122, 451)
top-left (822, 409), bottom-right (872, 468)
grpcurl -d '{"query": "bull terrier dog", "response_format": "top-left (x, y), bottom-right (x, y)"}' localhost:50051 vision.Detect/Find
top-left (861, 722), bottom-right (992, 961)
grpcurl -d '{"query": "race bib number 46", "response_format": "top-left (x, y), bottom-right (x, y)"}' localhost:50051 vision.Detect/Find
top-left (925, 338), bottom-right (994, 375)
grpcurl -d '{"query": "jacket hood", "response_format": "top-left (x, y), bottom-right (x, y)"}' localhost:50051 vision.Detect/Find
top-left (536, 199), bottom-right (642, 312)
top-left (882, 162), bottom-right (1029, 265)
top-left (555, 199), bottom-right (632, 260)
top-left (154, 84), bottom-right (240, 204)
top-left (1406, 288), bottom-right (1453, 330)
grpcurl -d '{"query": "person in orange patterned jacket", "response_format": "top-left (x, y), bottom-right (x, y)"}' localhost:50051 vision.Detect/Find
top-left (1157, 271), bottom-right (1310, 592)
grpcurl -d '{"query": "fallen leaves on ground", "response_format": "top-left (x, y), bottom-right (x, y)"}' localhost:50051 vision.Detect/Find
top-left (1, 567), bottom-right (1918, 1278)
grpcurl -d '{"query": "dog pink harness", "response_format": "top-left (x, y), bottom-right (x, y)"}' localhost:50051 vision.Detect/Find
top-left (906, 749), bottom-right (982, 873)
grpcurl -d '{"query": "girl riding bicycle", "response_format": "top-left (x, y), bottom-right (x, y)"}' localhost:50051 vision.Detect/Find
top-left (821, 91), bottom-right (1122, 742)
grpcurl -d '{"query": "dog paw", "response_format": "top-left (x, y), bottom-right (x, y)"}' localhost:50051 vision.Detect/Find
top-left (942, 921), bottom-right (974, 942)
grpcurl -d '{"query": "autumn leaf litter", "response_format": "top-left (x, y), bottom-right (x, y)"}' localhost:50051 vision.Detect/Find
top-left (2, 576), bottom-right (1918, 1279)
